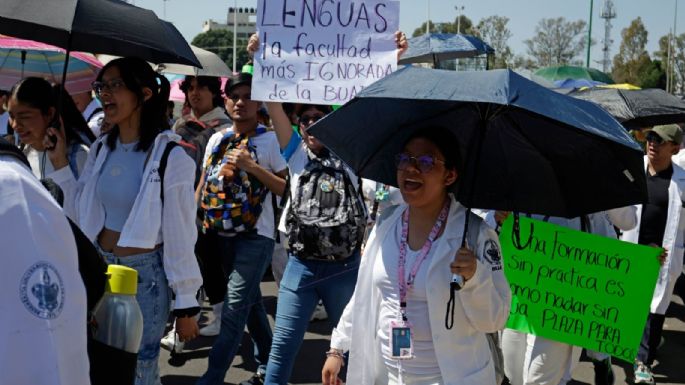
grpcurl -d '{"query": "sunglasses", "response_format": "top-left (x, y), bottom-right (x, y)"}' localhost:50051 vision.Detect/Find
top-left (299, 114), bottom-right (323, 128)
top-left (645, 132), bottom-right (666, 145)
top-left (395, 153), bottom-right (445, 173)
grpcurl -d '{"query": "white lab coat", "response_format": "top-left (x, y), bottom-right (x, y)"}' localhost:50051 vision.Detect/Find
top-left (622, 158), bottom-right (685, 314)
top-left (0, 156), bottom-right (89, 385)
top-left (331, 196), bottom-right (511, 385)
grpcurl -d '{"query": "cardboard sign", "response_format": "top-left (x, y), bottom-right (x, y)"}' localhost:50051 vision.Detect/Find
top-left (254, 0), bottom-right (399, 104)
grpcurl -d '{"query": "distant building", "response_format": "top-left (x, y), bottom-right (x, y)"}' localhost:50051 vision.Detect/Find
top-left (202, 7), bottom-right (257, 40)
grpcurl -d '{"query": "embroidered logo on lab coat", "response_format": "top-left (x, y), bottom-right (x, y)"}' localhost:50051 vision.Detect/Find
top-left (20, 262), bottom-right (65, 319)
top-left (483, 239), bottom-right (502, 269)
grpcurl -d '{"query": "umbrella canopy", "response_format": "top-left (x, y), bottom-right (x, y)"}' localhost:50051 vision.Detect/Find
top-left (0, 0), bottom-right (199, 66)
top-left (398, 33), bottom-right (494, 66)
top-left (0, 36), bottom-right (102, 94)
top-left (156, 46), bottom-right (231, 77)
top-left (309, 66), bottom-right (646, 218)
top-left (553, 78), bottom-right (605, 89)
top-left (535, 66), bottom-right (614, 84)
top-left (569, 88), bottom-right (685, 128)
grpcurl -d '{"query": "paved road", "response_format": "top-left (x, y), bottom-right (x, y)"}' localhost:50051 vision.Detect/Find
top-left (160, 275), bottom-right (685, 385)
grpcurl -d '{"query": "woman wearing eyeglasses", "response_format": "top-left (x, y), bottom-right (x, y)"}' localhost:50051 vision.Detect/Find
top-left (45, 57), bottom-right (202, 385)
top-left (321, 128), bottom-right (511, 385)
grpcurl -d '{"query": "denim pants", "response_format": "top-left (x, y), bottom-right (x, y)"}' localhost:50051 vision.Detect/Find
top-left (637, 312), bottom-right (666, 365)
top-left (97, 245), bottom-right (170, 385)
top-left (198, 232), bottom-right (275, 385)
top-left (263, 252), bottom-right (360, 385)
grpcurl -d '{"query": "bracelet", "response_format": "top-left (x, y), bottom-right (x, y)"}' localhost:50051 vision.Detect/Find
top-left (325, 349), bottom-right (345, 366)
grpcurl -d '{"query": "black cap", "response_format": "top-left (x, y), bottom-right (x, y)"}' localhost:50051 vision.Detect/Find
top-left (224, 72), bottom-right (252, 95)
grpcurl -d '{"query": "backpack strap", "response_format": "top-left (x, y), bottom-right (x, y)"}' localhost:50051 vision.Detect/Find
top-left (158, 142), bottom-right (179, 204)
top-left (68, 143), bottom-right (81, 178)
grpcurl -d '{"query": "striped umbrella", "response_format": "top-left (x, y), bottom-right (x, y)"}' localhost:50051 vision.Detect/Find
top-left (0, 36), bottom-right (102, 94)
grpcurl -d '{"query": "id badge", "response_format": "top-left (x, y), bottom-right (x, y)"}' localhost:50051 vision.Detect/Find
top-left (389, 320), bottom-right (414, 359)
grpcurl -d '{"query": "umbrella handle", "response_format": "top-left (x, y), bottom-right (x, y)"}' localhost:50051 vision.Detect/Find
top-left (511, 213), bottom-right (534, 250)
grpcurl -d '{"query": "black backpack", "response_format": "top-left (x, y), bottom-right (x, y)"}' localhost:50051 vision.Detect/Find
top-left (176, 117), bottom-right (231, 188)
top-left (285, 149), bottom-right (367, 261)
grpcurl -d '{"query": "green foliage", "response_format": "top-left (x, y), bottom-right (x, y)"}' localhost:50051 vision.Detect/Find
top-left (612, 18), bottom-right (665, 89)
top-left (191, 29), bottom-right (250, 71)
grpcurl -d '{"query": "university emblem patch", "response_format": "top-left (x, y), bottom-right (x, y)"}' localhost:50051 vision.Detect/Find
top-left (20, 262), bottom-right (65, 319)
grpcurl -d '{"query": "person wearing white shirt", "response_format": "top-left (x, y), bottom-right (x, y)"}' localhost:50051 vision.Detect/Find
top-left (196, 72), bottom-right (287, 385)
top-left (322, 128), bottom-right (511, 385)
top-left (73, 90), bottom-right (105, 138)
top-left (45, 57), bottom-right (202, 385)
top-left (7, 78), bottom-right (91, 180)
top-left (0, 139), bottom-right (89, 385)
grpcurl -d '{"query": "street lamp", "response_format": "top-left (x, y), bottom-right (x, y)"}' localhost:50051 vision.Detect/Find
top-left (455, 5), bottom-right (465, 34)
top-left (586, 0), bottom-right (593, 68)
top-left (233, 0), bottom-right (238, 73)
top-left (426, 0), bottom-right (430, 34)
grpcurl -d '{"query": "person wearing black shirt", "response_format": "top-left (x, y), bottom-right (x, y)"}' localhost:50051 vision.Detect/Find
top-left (623, 124), bottom-right (684, 385)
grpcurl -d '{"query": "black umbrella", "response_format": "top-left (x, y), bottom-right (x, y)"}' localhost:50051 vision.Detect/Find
top-left (569, 88), bottom-right (685, 128)
top-left (310, 66), bottom-right (648, 329)
top-left (309, 66), bottom-right (647, 219)
top-left (398, 33), bottom-right (494, 67)
top-left (0, 0), bottom-right (200, 67)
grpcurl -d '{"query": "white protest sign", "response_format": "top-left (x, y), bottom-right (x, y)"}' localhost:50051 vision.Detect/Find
top-left (253, 0), bottom-right (400, 105)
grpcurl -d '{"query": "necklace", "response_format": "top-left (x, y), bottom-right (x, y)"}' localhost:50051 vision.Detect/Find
top-left (119, 140), bottom-right (138, 152)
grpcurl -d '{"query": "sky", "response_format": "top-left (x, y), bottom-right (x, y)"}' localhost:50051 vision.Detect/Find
top-left (132, 0), bottom-right (682, 70)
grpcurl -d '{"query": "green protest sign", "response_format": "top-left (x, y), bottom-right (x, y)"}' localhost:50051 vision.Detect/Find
top-left (499, 216), bottom-right (661, 362)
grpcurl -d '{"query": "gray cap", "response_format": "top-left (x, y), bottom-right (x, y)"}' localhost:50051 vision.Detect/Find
top-left (649, 124), bottom-right (683, 145)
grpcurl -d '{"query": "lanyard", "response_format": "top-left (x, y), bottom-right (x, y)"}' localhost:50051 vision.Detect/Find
top-left (398, 199), bottom-right (450, 321)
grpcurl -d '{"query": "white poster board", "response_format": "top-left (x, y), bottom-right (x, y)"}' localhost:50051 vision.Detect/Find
top-left (253, 0), bottom-right (400, 105)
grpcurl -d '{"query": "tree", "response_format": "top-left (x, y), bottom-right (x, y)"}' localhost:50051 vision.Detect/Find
top-left (654, 33), bottom-right (685, 92)
top-left (612, 17), bottom-right (665, 88)
top-left (474, 15), bottom-right (513, 69)
top-left (524, 17), bottom-right (588, 67)
top-left (412, 15), bottom-right (475, 37)
top-left (191, 29), bottom-right (250, 71)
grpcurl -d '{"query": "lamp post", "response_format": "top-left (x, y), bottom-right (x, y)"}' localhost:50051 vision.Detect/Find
top-left (232, 0), bottom-right (238, 73)
top-left (586, 0), bottom-right (593, 68)
top-left (426, 0), bottom-right (430, 34)
top-left (455, 5), bottom-right (465, 34)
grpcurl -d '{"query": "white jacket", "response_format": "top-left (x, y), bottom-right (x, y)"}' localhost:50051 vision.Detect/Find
top-left (331, 197), bottom-right (511, 385)
top-left (622, 158), bottom-right (685, 314)
top-left (0, 156), bottom-right (89, 385)
top-left (50, 131), bottom-right (202, 310)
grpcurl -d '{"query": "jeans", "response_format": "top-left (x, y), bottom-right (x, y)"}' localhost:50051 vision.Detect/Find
top-left (263, 252), bottom-right (360, 385)
top-left (198, 232), bottom-right (275, 385)
top-left (637, 312), bottom-right (666, 365)
top-left (98, 245), bottom-right (169, 385)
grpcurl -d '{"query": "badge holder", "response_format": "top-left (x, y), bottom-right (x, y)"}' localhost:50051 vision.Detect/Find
top-left (389, 319), bottom-right (414, 360)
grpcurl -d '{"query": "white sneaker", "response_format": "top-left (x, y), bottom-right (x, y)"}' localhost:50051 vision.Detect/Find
top-left (199, 303), bottom-right (222, 337)
top-left (160, 328), bottom-right (184, 353)
top-left (310, 302), bottom-right (328, 321)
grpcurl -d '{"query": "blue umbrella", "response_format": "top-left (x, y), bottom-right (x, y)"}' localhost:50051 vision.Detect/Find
top-left (309, 66), bottom-right (646, 219)
top-left (398, 33), bottom-right (494, 67)
top-left (554, 78), bottom-right (605, 89)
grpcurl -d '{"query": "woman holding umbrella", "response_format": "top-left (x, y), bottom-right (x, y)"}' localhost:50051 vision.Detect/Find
top-left (8, 77), bottom-right (93, 179)
top-left (322, 128), bottom-right (511, 385)
top-left (44, 57), bottom-right (202, 385)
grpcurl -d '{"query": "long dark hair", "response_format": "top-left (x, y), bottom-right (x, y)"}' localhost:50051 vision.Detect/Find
top-left (10, 77), bottom-right (93, 146)
top-left (97, 57), bottom-right (170, 152)
top-left (180, 75), bottom-right (225, 110)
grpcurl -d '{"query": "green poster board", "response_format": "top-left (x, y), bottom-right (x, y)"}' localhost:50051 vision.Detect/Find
top-left (499, 216), bottom-right (661, 362)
